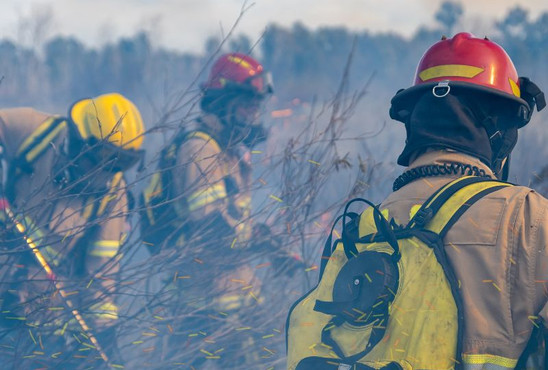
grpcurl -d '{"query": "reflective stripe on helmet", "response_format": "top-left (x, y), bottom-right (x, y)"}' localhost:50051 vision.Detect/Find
top-left (413, 33), bottom-right (520, 97)
top-left (418, 64), bottom-right (484, 82)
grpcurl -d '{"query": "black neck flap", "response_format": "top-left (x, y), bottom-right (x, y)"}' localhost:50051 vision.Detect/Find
top-left (397, 92), bottom-right (493, 167)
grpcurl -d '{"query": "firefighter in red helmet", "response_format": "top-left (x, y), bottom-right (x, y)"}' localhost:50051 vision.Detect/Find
top-left (286, 33), bottom-right (547, 369)
top-left (140, 53), bottom-right (280, 367)
top-left (388, 32), bottom-right (548, 368)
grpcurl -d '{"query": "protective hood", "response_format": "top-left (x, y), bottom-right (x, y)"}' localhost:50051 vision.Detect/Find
top-left (397, 92), bottom-right (494, 167)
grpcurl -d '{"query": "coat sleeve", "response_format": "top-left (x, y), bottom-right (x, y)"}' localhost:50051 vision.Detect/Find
top-left (533, 192), bottom-right (548, 327)
top-left (83, 174), bottom-right (129, 328)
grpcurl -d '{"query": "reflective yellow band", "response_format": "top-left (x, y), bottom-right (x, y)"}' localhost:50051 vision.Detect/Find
top-left (235, 196), bottom-right (251, 209)
top-left (187, 184), bottom-right (227, 211)
top-left (142, 173), bottom-right (163, 225)
top-left (227, 55), bottom-right (252, 70)
top-left (89, 302), bottom-right (118, 321)
top-left (186, 131), bottom-right (222, 154)
top-left (462, 353), bottom-right (517, 368)
top-left (81, 199), bottom-right (96, 220)
top-left (97, 172), bottom-right (123, 216)
top-left (509, 78), bottom-right (521, 97)
top-left (19, 216), bottom-right (62, 266)
top-left (10, 214), bottom-right (53, 277)
top-left (16, 117), bottom-right (66, 162)
top-left (216, 295), bottom-right (243, 311)
top-left (43, 246), bottom-right (62, 267)
top-left (418, 64), bottom-right (484, 81)
top-left (89, 240), bottom-right (120, 258)
top-left (26, 121), bottom-right (66, 163)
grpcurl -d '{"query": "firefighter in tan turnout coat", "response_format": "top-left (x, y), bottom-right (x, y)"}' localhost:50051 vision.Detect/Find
top-left (140, 53), bottom-right (276, 366)
top-left (0, 93), bottom-right (145, 368)
top-left (286, 33), bottom-right (547, 369)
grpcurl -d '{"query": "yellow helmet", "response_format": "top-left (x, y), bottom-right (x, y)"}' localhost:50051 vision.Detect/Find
top-left (69, 92), bottom-right (144, 150)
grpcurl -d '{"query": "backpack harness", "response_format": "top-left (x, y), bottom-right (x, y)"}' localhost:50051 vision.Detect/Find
top-left (140, 130), bottom-right (222, 251)
top-left (286, 176), bottom-right (512, 370)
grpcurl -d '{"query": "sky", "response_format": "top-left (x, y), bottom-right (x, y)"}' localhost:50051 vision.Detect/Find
top-left (0, 0), bottom-right (546, 53)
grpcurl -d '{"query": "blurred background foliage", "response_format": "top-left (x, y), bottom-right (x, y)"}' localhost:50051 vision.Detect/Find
top-left (1, 2), bottom-right (548, 367)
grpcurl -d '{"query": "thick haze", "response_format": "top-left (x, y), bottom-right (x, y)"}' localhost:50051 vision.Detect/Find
top-left (0, 0), bottom-right (547, 52)
top-left (0, 1), bottom-right (547, 367)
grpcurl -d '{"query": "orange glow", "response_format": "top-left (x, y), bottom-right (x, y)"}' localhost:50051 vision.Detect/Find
top-left (271, 109), bottom-right (293, 118)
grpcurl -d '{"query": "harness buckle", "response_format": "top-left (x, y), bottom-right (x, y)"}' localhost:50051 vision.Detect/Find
top-left (413, 207), bottom-right (434, 227)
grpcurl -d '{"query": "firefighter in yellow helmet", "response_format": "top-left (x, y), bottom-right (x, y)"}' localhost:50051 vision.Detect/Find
top-left (287, 33), bottom-right (547, 369)
top-left (0, 93), bottom-right (145, 367)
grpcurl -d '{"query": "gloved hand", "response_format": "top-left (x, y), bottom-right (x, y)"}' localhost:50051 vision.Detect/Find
top-left (271, 252), bottom-right (306, 278)
top-left (249, 222), bottom-right (275, 253)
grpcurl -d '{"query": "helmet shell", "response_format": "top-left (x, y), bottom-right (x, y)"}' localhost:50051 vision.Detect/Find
top-left (391, 33), bottom-right (530, 127)
top-left (415, 32), bottom-right (520, 96)
top-left (69, 93), bottom-right (145, 150)
top-left (201, 53), bottom-right (273, 97)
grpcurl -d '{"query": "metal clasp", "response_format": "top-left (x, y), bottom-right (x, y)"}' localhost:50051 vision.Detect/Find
top-left (432, 80), bottom-right (451, 98)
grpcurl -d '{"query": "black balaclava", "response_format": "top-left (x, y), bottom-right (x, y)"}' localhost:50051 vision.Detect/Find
top-left (398, 91), bottom-right (495, 167)
top-left (201, 90), bottom-right (268, 149)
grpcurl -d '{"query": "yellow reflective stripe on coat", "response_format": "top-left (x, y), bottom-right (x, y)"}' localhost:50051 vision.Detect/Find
top-left (235, 196), bottom-right (251, 210)
top-left (216, 295), bottom-right (244, 311)
top-left (16, 117), bottom-right (67, 163)
top-left (96, 172), bottom-right (124, 216)
top-left (187, 183), bottom-right (227, 211)
top-left (89, 302), bottom-right (119, 321)
top-left (462, 354), bottom-right (517, 369)
top-left (186, 131), bottom-right (222, 154)
top-left (142, 172), bottom-right (163, 225)
top-left (89, 240), bottom-right (120, 258)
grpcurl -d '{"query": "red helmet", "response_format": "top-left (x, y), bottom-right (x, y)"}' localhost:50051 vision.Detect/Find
top-left (201, 53), bottom-right (273, 98)
top-left (390, 32), bottom-right (544, 127)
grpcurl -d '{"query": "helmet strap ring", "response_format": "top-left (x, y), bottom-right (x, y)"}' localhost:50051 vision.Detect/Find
top-left (432, 81), bottom-right (451, 98)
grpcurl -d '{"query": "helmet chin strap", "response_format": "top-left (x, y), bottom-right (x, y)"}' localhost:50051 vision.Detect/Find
top-left (482, 116), bottom-right (518, 181)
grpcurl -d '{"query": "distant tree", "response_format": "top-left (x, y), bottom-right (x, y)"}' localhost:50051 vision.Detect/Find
top-left (435, 1), bottom-right (464, 36)
top-left (96, 33), bottom-right (151, 96)
top-left (45, 37), bottom-right (95, 100)
top-left (496, 6), bottom-right (529, 40)
top-left (204, 36), bottom-right (222, 56)
top-left (16, 3), bottom-right (55, 52)
top-left (228, 34), bottom-right (253, 54)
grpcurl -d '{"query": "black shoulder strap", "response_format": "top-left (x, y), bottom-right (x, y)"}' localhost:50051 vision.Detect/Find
top-left (407, 176), bottom-right (512, 233)
top-left (406, 176), bottom-right (512, 370)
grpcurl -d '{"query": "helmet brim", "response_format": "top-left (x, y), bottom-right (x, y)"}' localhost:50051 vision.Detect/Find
top-left (390, 81), bottom-right (531, 128)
